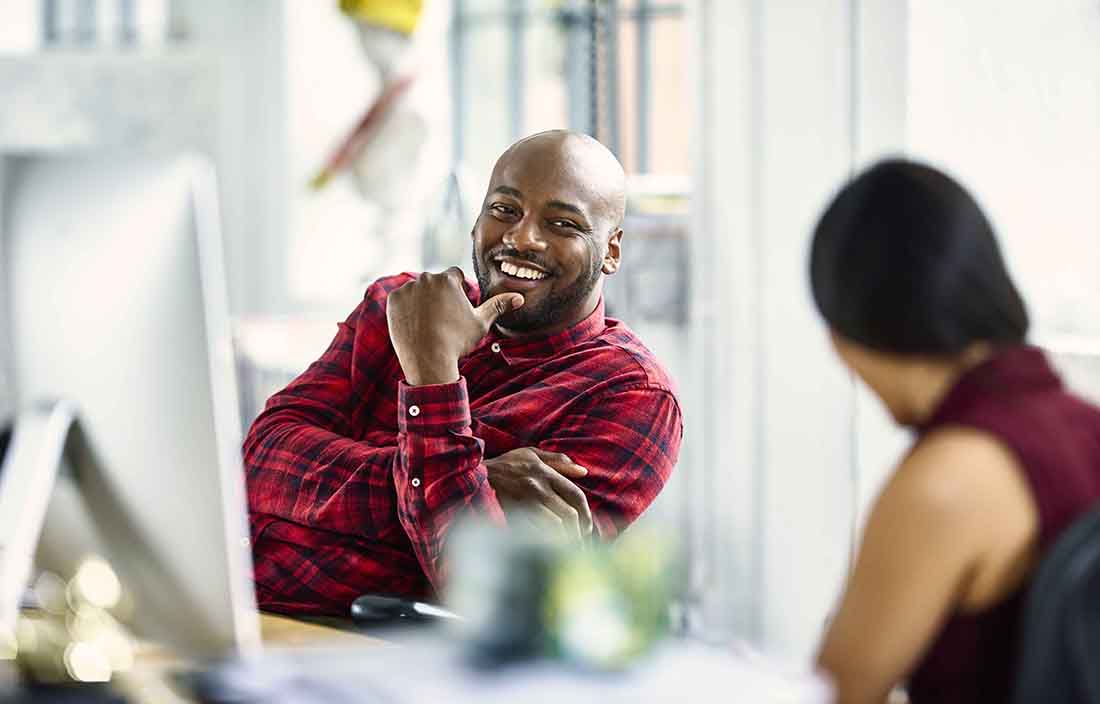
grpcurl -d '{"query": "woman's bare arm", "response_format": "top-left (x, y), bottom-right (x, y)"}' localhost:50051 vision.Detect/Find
top-left (816, 427), bottom-right (1038, 704)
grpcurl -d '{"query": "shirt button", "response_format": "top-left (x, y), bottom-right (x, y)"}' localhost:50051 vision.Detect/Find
top-left (491, 342), bottom-right (502, 353)
top-left (408, 405), bottom-right (420, 417)
top-left (411, 478), bottom-right (421, 488)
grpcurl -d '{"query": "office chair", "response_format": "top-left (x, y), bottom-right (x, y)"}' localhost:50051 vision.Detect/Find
top-left (1013, 507), bottom-right (1100, 704)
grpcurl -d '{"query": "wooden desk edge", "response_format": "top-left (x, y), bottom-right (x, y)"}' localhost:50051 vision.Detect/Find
top-left (259, 611), bottom-right (390, 650)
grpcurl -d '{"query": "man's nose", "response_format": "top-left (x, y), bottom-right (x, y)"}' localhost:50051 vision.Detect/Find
top-left (503, 218), bottom-right (548, 252)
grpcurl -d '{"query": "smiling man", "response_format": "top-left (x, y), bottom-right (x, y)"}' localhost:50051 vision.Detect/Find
top-left (243, 130), bottom-right (683, 614)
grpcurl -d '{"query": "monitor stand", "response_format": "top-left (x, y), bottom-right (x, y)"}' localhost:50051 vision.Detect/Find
top-left (0, 399), bottom-right (81, 642)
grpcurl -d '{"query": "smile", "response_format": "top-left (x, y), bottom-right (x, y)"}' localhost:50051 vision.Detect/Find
top-left (496, 258), bottom-right (550, 281)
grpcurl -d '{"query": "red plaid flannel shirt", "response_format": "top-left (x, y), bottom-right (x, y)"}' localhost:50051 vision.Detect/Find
top-left (243, 273), bottom-right (682, 615)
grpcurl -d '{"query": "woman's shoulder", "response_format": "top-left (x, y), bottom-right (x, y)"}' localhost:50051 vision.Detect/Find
top-left (890, 426), bottom-right (1039, 607)
top-left (894, 427), bottom-right (1035, 525)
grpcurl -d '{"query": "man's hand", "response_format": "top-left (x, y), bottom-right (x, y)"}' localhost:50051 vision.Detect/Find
top-left (485, 447), bottom-right (594, 539)
top-left (386, 268), bottom-right (524, 386)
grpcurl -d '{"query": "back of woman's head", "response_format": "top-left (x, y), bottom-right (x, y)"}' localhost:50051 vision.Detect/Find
top-left (810, 159), bottom-right (1029, 356)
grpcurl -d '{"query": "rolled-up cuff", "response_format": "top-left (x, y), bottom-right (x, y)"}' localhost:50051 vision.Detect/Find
top-left (397, 378), bottom-right (471, 435)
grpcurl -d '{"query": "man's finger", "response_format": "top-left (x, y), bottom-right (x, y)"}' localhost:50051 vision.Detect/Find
top-left (474, 292), bottom-right (525, 327)
top-left (533, 449), bottom-right (588, 478)
top-left (539, 491), bottom-right (583, 540)
top-left (546, 473), bottom-right (593, 536)
top-left (527, 504), bottom-right (569, 540)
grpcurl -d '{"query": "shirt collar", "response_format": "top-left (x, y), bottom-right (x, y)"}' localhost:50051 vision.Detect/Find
top-left (476, 299), bottom-right (608, 363)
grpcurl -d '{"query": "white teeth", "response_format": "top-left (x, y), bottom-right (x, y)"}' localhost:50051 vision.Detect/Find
top-left (499, 261), bottom-right (547, 280)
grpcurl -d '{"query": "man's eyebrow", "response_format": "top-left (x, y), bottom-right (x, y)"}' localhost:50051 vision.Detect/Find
top-left (490, 185), bottom-right (524, 199)
top-left (490, 187), bottom-right (589, 221)
top-left (546, 200), bottom-right (588, 219)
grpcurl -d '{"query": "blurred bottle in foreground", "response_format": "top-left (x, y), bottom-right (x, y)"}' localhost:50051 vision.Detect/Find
top-left (445, 515), bottom-right (681, 671)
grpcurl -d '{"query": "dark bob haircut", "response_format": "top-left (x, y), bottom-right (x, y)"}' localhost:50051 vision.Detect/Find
top-left (810, 159), bottom-right (1029, 356)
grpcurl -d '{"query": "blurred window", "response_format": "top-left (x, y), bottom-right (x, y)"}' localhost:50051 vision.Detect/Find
top-left (450, 0), bottom-right (688, 186)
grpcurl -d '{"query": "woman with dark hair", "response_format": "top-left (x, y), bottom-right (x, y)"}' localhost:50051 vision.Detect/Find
top-left (811, 159), bottom-right (1100, 703)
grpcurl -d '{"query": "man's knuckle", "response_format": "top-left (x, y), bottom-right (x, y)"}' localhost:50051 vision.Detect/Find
top-left (523, 476), bottom-right (543, 492)
top-left (569, 489), bottom-right (591, 511)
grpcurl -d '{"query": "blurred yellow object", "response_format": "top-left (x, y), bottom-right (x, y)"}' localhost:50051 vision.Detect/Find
top-left (14, 558), bottom-right (134, 685)
top-left (0, 626), bottom-right (15, 660)
top-left (340, 0), bottom-right (425, 35)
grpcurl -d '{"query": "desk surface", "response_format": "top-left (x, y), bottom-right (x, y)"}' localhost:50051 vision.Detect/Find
top-left (2, 611), bottom-right (386, 703)
top-left (260, 611), bottom-right (386, 649)
top-left (128, 612), bottom-right (387, 702)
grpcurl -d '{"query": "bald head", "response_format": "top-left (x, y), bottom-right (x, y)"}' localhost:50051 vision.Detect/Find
top-left (491, 130), bottom-right (627, 234)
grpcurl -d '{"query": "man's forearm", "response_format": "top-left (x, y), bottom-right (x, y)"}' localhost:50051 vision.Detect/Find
top-left (244, 409), bottom-right (400, 537)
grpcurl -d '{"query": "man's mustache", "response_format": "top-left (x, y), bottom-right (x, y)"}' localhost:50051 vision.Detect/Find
top-left (486, 248), bottom-right (556, 274)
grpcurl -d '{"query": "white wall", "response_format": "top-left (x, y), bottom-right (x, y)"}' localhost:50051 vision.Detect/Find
top-left (907, 0), bottom-right (1100, 340)
top-left (173, 0), bottom-right (290, 317)
top-left (692, 0), bottom-right (864, 661)
top-left (0, 156), bottom-right (10, 419)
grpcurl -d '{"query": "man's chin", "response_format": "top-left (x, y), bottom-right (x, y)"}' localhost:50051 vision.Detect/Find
top-left (494, 308), bottom-right (544, 333)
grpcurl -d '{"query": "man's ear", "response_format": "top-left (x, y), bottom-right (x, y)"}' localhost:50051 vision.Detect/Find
top-left (602, 228), bottom-right (623, 275)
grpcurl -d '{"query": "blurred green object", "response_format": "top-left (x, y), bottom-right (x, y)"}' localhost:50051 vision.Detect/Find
top-left (545, 529), bottom-right (676, 669)
top-left (446, 517), bottom-right (679, 671)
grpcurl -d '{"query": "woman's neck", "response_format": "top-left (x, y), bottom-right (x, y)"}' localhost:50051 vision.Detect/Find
top-left (898, 344), bottom-right (995, 426)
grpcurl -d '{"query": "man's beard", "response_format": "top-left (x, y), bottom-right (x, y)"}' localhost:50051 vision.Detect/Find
top-left (473, 245), bottom-right (603, 333)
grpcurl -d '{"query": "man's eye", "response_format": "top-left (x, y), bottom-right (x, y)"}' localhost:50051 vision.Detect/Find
top-left (551, 219), bottom-right (578, 230)
top-left (490, 204), bottom-right (516, 216)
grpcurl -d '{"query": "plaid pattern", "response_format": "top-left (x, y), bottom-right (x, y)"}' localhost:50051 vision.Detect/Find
top-left (244, 273), bottom-right (683, 615)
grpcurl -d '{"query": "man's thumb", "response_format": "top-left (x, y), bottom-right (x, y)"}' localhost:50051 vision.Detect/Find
top-left (476, 292), bottom-right (524, 325)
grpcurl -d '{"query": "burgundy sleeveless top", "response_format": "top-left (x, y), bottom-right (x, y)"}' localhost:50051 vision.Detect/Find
top-left (907, 346), bottom-right (1100, 703)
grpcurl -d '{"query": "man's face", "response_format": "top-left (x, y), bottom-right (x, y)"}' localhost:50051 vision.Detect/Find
top-left (472, 136), bottom-right (623, 336)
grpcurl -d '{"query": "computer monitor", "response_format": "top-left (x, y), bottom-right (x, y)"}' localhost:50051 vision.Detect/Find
top-left (0, 152), bottom-right (261, 659)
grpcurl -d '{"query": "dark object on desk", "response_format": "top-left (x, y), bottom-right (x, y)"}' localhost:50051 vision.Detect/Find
top-left (1, 682), bottom-right (128, 703)
top-left (0, 422), bottom-right (11, 465)
top-left (182, 661), bottom-right (370, 704)
top-left (1012, 507), bottom-right (1100, 704)
top-left (350, 594), bottom-right (459, 624)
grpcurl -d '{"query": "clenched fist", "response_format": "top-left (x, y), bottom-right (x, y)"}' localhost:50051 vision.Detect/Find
top-left (387, 267), bottom-right (524, 386)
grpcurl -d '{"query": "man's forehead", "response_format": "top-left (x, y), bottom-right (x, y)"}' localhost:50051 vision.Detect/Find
top-left (492, 163), bottom-right (599, 201)
top-left (489, 150), bottom-right (615, 216)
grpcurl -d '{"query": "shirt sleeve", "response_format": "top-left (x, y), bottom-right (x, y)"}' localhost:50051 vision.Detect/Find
top-left (243, 281), bottom-right (431, 612)
top-left (394, 379), bottom-right (505, 592)
top-left (243, 287), bottom-right (399, 540)
top-left (535, 383), bottom-right (683, 538)
top-left (243, 277), bottom-right (505, 603)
